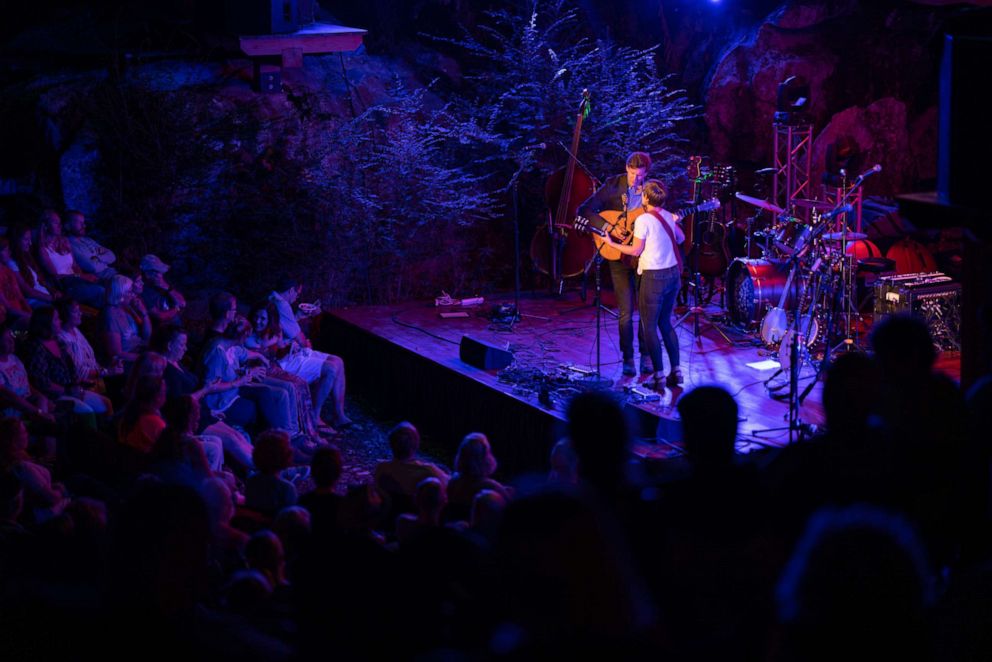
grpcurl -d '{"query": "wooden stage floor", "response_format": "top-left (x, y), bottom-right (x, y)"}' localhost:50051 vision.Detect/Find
top-left (320, 289), bottom-right (968, 474)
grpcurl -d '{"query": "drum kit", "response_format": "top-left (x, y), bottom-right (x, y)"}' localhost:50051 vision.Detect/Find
top-left (725, 192), bottom-right (867, 353)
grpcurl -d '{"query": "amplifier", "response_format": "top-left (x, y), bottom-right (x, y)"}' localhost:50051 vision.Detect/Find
top-left (874, 272), bottom-right (961, 350)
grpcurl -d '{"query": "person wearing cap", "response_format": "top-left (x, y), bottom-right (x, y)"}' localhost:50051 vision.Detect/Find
top-left (63, 210), bottom-right (117, 281)
top-left (140, 254), bottom-right (186, 326)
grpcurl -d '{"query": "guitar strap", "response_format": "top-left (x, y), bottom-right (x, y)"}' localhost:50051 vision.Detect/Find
top-left (650, 209), bottom-right (683, 274)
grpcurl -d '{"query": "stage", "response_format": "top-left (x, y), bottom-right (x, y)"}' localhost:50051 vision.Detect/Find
top-left (319, 290), bottom-right (960, 476)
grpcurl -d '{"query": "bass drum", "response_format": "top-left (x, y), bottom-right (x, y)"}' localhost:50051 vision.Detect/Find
top-left (727, 258), bottom-right (791, 328)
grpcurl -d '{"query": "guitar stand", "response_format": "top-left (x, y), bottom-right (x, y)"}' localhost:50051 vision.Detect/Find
top-left (675, 269), bottom-right (733, 346)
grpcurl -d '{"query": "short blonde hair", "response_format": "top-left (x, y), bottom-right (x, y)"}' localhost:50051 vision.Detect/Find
top-left (107, 275), bottom-right (133, 306)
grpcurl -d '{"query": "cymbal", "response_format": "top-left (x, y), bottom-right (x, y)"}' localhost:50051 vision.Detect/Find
top-left (735, 192), bottom-right (784, 215)
top-left (790, 198), bottom-right (835, 211)
top-left (822, 231), bottom-right (868, 242)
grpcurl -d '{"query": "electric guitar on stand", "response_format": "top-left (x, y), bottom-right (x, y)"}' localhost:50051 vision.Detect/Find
top-left (686, 156), bottom-right (732, 278)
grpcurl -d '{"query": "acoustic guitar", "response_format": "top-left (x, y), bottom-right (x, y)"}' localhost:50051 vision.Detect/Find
top-left (584, 198), bottom-right (721, 264)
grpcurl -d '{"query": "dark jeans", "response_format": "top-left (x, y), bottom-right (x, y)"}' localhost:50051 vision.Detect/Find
top-left (638, 266), bottom-right (681, 374)
top-left (608, 259), bottom-right (644, 360)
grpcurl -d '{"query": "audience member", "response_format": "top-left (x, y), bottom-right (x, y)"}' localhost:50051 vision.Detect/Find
top-left (0, 417), bottom-right (67, 525)
top-left (63, 210), bottom-right (117, 281)
top-left (119, 376), bottom-right (167, 454)
top-left (775, 505), bottom-right (933, 662)
top-left (57, 298), bottom-right (123, 388)
top-left (245, 430), bottom-right (297, 517)
top-left (35, 209), bottom-right (105, 307)
top-left (447, 432), bottom-right (511, 522)
top-left (268, 278), bottom-right (350, 429)
top-left (297, 444), bottom-right (344, 539)
top-left (374, 421), bottom-right (449, 499)
top-left (0, 325), bottom-right (54, 423)
top-left (100, 275), bottom-right (151, 363)
top-left (139, 254), bottom-right (186, 326)
top-left (7, 224), bottom-right (55, 307)
top-left (23, 306), bottom-right (112, 417)
top-left (0, 238), bottom-right (32, 325)
top-left (201, 315), bottom-right (292, 434)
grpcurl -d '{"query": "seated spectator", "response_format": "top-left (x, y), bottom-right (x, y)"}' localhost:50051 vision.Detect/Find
top-left (0, 238), bottom-right (32, 326)
top-left (63, 209), bottom-right (116, 281)
top-left (775, 505), bottom-right (933, 662)
top-left (201, 315), bottom-right (293, 434)
top-left (139, 254), bottom-right (186, 326)
top-left (298, 444), bottom-right (344, 539)
top-left (245, 430), bottom-right (297, 516)
top-left (195, 290), bottom-right (238, 363)
top-left (153, 395), bottom-right (223, 476)
top-left (122, 351), bottom-right (167, 404)
top-left (0, 417), bottom-right (67, 525)
top-left (35, 209), bottom-right (105, 308)
top-left (268, 278), bottom-right (350, 429)
top-left (100, 275), bottom-right (151, 363)
top-left (118, 376), bottom-right (167, 454)
top-left (22, 306), bottom-right (112, 417)
top-left (245, 529), bottom-right (289, 592)
top-left (245, 303), bottom-right (321, 444)
top-left (374, 421), bottom-right (449, 499)
top-left (467, 488), bottom-right (507, 546)
top-left (0, 325), bottom-right (54, 423)
top-left (446, 432), bottom-right (511, 521)
top-left (56, 298), bottom-right (123, 389)
top-left (395, 476), bottom-right (446, 545)
top-left (7, 225), bottom-right (55, 308)
top-left (201, 476), bottom-right (249, 575)
top-left (151, 325), bottom-right (254, 474)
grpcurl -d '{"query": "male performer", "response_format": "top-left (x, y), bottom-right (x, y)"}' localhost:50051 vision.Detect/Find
top-left (577, 152), bottom-right (652, 376)
top-left (601, 180), bottom-right (684, 389)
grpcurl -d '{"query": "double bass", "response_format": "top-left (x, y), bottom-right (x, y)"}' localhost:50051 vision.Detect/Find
top-left (530, 90), bottom-right (597, 292)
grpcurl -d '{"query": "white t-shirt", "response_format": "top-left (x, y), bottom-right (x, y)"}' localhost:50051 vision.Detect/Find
top-left (633, 209), bottom-right (683, 274)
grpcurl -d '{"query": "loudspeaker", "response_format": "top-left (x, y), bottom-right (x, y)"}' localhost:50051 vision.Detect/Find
top-left (225, 0), bottom-right (298, 35)
top-left (459, 335), bottom-right (513, 370)
top-left (938, 34), bottom-right (991, 208)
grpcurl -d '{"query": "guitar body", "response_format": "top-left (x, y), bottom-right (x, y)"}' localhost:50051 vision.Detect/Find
top-left (690, 214), bottom-right (731, 277)
top-left (591, 209), bottom-right (636, 261)
top-left (760, 306), bottom-right (790, 345)
top-left (589, 200), bottom-right (721, 271)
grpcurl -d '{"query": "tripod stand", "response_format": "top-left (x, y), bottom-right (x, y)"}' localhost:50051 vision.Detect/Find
top-left (676, 215), bottom-right (732, 346)
top-left (577, 246), bottom-right (614, 389)
top-left (753, 253), bottom-right (817, 444)
top-left (830, 231), bottom-right (866, 354)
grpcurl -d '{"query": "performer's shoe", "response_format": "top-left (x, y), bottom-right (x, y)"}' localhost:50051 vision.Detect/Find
top-left (639, 356), bottom-right (653, 374)
top-left (647, 372), bottom-right (665, 391)
top-left (622, 359), bottom-right (636, 376)
top-left (666, 366), bottom-right (684, 387)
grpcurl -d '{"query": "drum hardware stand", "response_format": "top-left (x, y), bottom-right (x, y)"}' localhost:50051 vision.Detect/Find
top-left (822, 164), bottom-right (879, 353)
top-left (753, 258), bottom-right (817, 444)
top-left (799, 271), bottom-right (841, 406)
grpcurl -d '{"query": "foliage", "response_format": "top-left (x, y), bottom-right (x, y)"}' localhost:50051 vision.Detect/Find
top-left (431, 0), bottom-right (699, 185)
top-left (77, 0), bottom-right (698, 306)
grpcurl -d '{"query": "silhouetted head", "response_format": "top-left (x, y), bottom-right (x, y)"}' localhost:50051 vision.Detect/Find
top-left (870, 314), bottom-right (936, 382)
top-left (566, 391), bottom-right (630, 494)
top-left (677, 385), bottom-right (738, 469)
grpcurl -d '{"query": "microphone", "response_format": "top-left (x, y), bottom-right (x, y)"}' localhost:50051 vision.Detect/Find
top-left (822, 204), bottom-right (854, 220)
top-left (855, 164), bottom-right (882, 181)
top-left (755, 167), bottom-right (775, 175)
